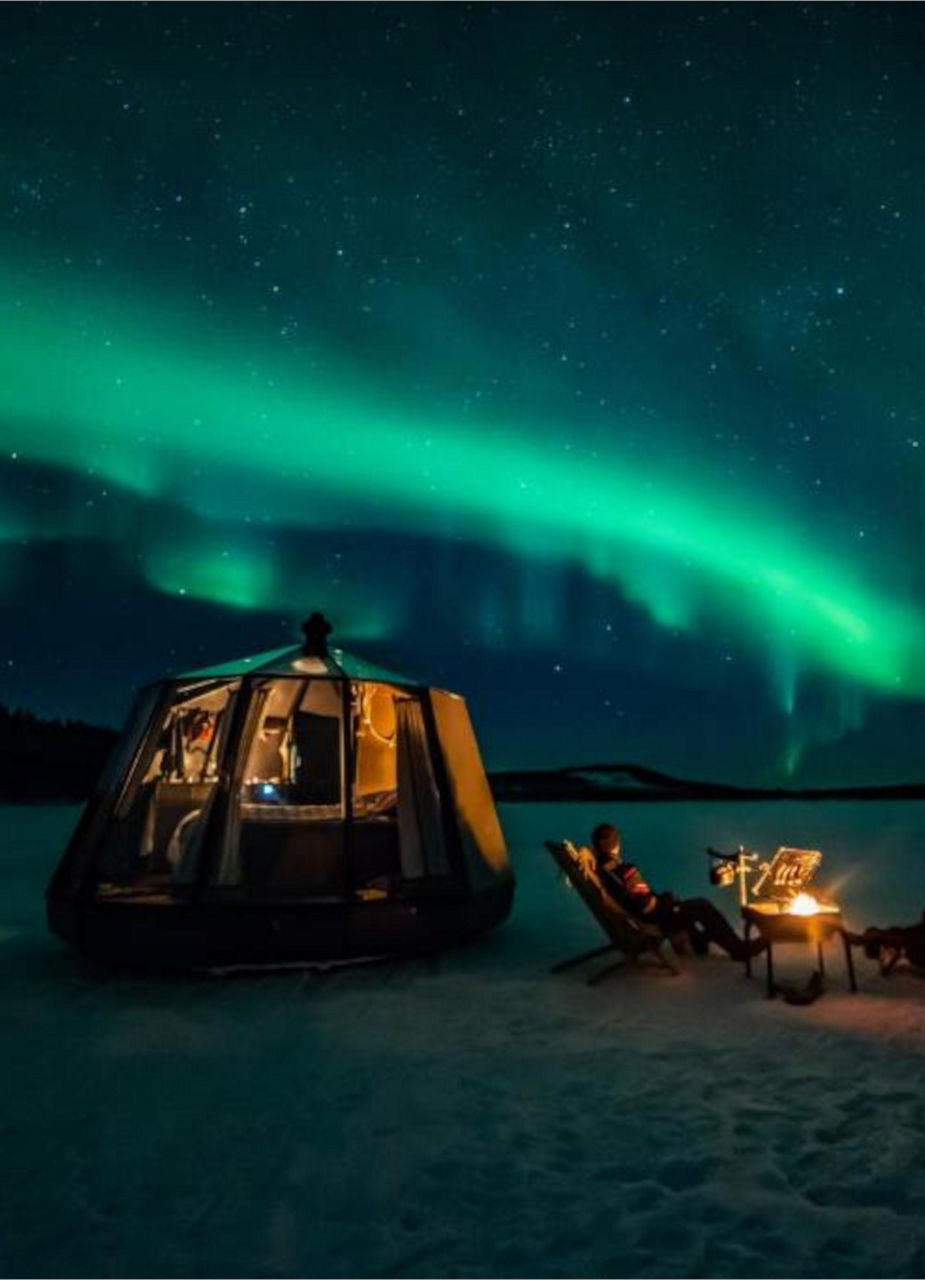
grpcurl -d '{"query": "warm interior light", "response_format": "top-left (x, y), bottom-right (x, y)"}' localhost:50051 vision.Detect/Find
top-left (788, 892), bottom-right (822, 916)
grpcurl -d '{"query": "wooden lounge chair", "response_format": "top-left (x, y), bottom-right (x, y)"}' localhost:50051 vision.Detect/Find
top-left (545, 839), bottom-right (680, 984)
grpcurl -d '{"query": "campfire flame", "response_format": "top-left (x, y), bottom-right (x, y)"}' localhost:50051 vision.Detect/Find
top-left (788, 892), bottom-right (822, 916)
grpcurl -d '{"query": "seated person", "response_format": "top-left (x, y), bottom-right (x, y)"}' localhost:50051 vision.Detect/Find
top-left (182, 710), bottom-right (217, 781)
top-left (590, 823), bottom-right (764, 962)
top-left (854, 910), bottom-right (925, 969)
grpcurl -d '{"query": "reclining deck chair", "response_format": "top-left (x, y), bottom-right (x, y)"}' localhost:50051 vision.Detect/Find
top-left (545, 839), bottom-right (680, 984)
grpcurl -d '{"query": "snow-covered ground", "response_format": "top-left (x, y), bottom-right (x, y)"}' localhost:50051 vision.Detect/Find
top-left (3, 801), bottom-right (925, 1278)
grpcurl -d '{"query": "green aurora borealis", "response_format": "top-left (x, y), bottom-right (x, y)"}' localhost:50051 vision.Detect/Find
top-left (3, 262), bottom-right (925, 700)
top-left (3, 3), bottom-right (925, 782)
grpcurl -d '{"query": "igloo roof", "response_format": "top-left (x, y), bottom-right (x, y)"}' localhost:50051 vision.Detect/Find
top-left (177, 644), bottom-right (424, 688)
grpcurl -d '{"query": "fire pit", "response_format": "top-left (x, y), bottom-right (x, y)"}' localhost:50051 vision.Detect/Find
top-left (708, 846), bottom-right (857, 999)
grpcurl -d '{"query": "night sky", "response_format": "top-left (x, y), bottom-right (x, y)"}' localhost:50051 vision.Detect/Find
top-left (3, 1), bottom-right (925, 785)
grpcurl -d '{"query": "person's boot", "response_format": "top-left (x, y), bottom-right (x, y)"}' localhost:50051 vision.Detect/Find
top-left (690, 926), bottom-right (710, 957)
top-left (728, 935), bottom-right (766, 962)
top-left (778, 969), bottom-right (823, 1005)
top-left (862, 928), bottom-right (884, 961)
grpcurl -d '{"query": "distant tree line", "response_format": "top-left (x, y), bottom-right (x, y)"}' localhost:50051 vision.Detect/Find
top-left (0, 704), bottom-right (117, 802)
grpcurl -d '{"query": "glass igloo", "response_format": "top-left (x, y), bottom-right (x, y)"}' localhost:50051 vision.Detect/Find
top-left (47, 617), bottom-right (514, 970)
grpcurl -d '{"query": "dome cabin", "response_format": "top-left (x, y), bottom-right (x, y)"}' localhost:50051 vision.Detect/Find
top-left (47, 614), bottom-right (514, 970)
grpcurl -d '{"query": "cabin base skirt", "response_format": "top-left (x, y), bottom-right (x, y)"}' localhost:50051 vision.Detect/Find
top-left (47, 881), bottom-right (514, 972)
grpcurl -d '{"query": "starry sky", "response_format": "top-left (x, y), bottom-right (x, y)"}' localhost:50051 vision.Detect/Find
top-left (3, 1), bottom-right (925, 785)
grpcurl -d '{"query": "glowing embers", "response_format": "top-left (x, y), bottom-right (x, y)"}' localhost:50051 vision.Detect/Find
top-left (786, 891), bottom-right (819, 916)
top-left (744, 894), bottom-right (841, 920)
top-left (787, 891), bottom-right (839, 917)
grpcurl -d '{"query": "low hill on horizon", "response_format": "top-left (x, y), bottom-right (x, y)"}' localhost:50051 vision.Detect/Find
top-left (488, 761), bottom-right (925, 803)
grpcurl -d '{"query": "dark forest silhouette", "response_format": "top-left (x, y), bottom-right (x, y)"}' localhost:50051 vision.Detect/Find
top-left (0, 704), bottom-right (117, 803)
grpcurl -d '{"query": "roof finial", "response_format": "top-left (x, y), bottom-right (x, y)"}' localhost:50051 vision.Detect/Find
top-left (301, 610), bottom-right (333, 658)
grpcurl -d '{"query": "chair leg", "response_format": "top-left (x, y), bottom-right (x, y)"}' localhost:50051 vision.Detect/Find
top-left (766, 942), bottom-right (776, 998)
top-left (550, 942), bottom-right (616, 974)
top-left (817, 941), bottom-right (826, 976)
top-left (841, 930), bottom-right (858, 991)
top-left (744, 916), bottom-right (753, 979)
